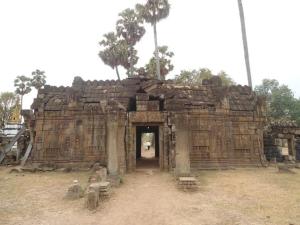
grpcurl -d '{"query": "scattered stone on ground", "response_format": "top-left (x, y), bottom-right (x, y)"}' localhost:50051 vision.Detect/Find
top-left (89, 167), bottom-right (107, 183)
top-left (65, 180), bottom-right (84, 200)
top-left (86, 189), bottom-right (99, 210)
top-left (88, 181), bottom-right (111, 199)
top-left (278, 164), bottom-right (296, 174)
top-left (9, 167), bottom-right (23, 173)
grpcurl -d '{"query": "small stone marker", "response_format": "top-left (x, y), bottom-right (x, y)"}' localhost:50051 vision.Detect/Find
top-left (178, 177), bottom-right (198, 191)
top-left (65, 180), bottom-right (84, 199)
top-left (86, 190), bottom-right (99, 210)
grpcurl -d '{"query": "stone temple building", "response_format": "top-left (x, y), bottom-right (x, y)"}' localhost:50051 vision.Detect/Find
top-left (27, 76), bottom-right (266, 175)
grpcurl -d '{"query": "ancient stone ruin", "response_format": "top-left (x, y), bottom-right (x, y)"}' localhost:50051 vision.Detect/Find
top-left (26, 76), bottom-right (266, 175)
top-left (264, 120), bottom-right (300, 162)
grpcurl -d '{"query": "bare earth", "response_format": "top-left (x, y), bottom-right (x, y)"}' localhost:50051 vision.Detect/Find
top-left (0, 166), bottom-right (299, 225)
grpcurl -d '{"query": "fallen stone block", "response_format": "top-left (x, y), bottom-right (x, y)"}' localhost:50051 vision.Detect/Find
top-left (88, 182), bottom-right (111, 199)
top-left (95, 167), bottom-right (107, 182)
top-left (21, 166), bottom-right (38, 173)
top-left (278, 165), bottom-right (296, 174)
top-left (88, 167), bottom-right (107, 183)
top-left (9, 167), bottom-right (23, 173)
top-left (65, 180), bottom-right (84, 199)
top-left (86, 190), bottom-right (99, 210)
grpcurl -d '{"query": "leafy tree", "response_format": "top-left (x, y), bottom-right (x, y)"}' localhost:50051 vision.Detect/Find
top-left (290, 98), bottom-right (300, 125)
top-left (254, 79), bottom-right (279, 99)
top-left (174, 68), bottom-right (235, 86)
top-left (116, 8), bottom-right (145, 77)
top-left (0, 92), bottom-right (19, 128)
top-left (269, 85), bottom-right (294, 119)
top-left (99, 32), bottom-right (132, 80)
top-left (255, 79), bottom-right (300, 125)
top-left (31, 69), bottom-right (46, 90)
top-left (14, 75), bottom-right (31, 110)
top-left (217, 71), bottom-right (236, 86)
top-left (145, 45), bottom-right (174, 79)
top-left (136, 0), bottom-right (170, 80)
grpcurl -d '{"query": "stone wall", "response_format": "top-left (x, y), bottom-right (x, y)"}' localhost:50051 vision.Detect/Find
top-left (28, 76), bottom-right (266, 173)
top-left (264, 121), bottom-right (300, 162)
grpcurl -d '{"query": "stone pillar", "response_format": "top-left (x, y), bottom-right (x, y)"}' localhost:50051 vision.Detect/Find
top-left (174, 113), bottom-right (190, 176)
top-left (106, 114), bottom-right (119, 176)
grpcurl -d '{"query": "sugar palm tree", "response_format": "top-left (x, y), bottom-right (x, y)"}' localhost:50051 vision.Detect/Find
top-left (116, 8), bottom-right (145, 77)
top-left (14, 75), bottom-right (31, 111)
top-left (99, 32), bottom-right (131, 80)
top-left (136, 0), bottom-right (170, 80)
top-left (237, 0), bottom-right (253, 88)
top-left (31, 69), bottom-right (46, 90)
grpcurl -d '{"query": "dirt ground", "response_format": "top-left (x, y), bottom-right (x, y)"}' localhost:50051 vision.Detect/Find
top-left (0, 166), bottom-right (299, 225)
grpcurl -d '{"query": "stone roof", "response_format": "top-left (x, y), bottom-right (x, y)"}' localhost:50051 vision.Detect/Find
top-left (31, 76), bottom-right (264, 113)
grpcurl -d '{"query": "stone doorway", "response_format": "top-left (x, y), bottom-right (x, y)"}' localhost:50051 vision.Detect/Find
top-left (136, 126), bottom-right (159, 169)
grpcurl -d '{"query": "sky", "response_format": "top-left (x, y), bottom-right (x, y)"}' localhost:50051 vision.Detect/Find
top-left (0, 0), bottom-right (299, 109)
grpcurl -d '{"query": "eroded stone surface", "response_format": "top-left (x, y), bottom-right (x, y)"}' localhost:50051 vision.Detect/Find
top-left (26, 76), bottom-right (267, 173)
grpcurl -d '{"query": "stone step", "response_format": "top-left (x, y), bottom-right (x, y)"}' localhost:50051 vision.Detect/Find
top-left (177, 177), bottom-right (198, 191)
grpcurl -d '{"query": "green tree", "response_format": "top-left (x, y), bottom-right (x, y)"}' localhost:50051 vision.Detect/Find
top-left (254, 79), bottom-right (279, 99)
top-left (255, 79), bottom-right (300, 125)
top-left (136, 0), bottom-right (170, 80)
top-left (269, 85), bottom-right (295, 119)
top-left (99, 32), bottom-right (132, 80)
top-left (290, 98), bottom-right (300, 125)
top-left (145, 45), bottom-right (174, 79)
top-left (116, 8), bottom-right (145, 77)
top-left (174, 68), bottom-right (235, 86)
top-left (0, 92), bottom-right (19, 128)
top-left (14, 75), bottom-right (31, 111)
top-left (217, 71), bottom-right (236, 86)
top-left (31, 69), bottom-right (46, 90)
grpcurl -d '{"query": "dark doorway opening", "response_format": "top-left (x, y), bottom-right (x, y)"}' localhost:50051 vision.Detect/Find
top-left (136, 126), bottom-right (159, 168)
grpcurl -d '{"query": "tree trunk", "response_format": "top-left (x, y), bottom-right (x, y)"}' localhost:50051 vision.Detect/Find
top-left (153, 21), bottom-right (161, 80)
top-left (20, 95), bottom-right (23, 123)
top-left (115, 66), bottom-right (120, 81)
top-left (129, 45), bottom-right (134, 77)
top-left (238, 0), bottom-right (252, 88)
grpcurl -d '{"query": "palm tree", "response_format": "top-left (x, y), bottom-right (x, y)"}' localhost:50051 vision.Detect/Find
top-left (14, 75), bottom-right (31, 111)
top-left (31, 69), bottom-right (46, 90)
top-left (237, 0), bottom-right (253, 88)
top-left (99, 32), bottom-right (130, 80)
top-left (136, 0), bottom-right (170, 80)
top-left (116, 8), bottom-right (145, 77)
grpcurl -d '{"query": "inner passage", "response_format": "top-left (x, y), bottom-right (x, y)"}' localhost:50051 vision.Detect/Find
top-left (136, 126), bottom-right (159, 168)
top-left (141, 132), bottom-right (155, 159)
